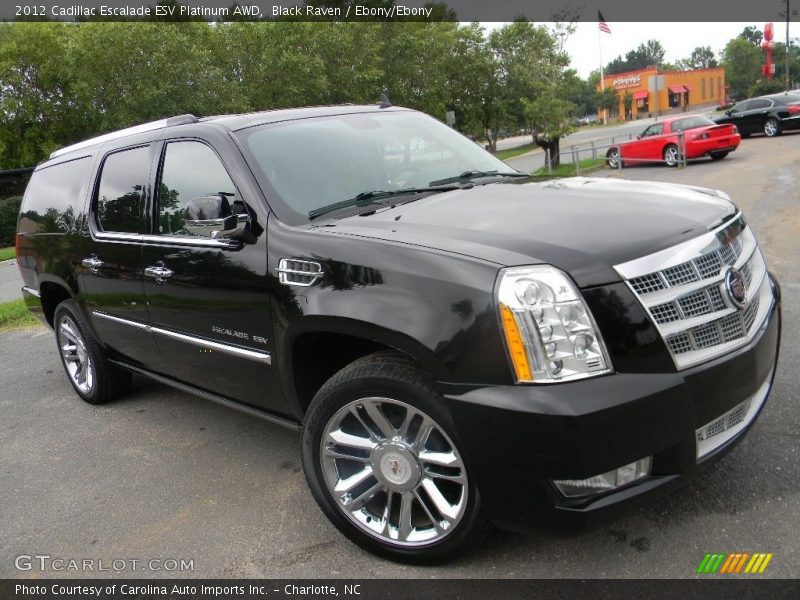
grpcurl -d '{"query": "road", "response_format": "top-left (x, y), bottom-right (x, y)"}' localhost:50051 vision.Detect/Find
top-left (1, 133), bottom-right (799, 579)
top-left (0, 259), bottom-right (22, 303)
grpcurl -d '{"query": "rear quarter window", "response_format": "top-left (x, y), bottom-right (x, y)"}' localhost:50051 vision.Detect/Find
top-left (18, 157), bottom-right (92, 235)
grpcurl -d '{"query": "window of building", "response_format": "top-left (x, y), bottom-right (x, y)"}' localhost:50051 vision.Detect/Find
top-left (95, 146), bottom-right (150, 234)
top-left (157, 141), bottom-right (237, 236)
top-left (701, 78), bottom-right (706, 100)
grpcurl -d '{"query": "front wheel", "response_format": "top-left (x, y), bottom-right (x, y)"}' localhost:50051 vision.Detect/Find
top-left (606, 147), bottom-right (622, 168)
top-left (663, 144), bottom-right (681, 167)
top-left (763, 117), bottom-right (781, 137)
top-left (301, 352), bottom-right (489, 563)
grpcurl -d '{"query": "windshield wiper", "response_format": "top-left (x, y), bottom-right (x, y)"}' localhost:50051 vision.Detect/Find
top-left (308, 186), bottom-right (460, 220)
top-left (428, 170), bottom-right (528, 187)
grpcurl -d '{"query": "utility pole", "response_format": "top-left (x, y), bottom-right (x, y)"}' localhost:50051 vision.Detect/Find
top-left (788, 0), bottom-right (792, 90)
top-left (784, 0), bottom-right (798, 90)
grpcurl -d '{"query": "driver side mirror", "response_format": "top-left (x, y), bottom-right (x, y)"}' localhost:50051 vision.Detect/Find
top-left (184, 193), bottom-right (249, 240)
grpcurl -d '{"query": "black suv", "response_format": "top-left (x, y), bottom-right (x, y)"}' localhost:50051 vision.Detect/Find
top-left (17, 105), bottom-right (781, 562)
top-left (714, 91), bottom-right (800, 137)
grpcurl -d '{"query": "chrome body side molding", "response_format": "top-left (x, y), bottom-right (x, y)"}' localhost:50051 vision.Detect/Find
top-left (92, 311), bottom-right (271, 365)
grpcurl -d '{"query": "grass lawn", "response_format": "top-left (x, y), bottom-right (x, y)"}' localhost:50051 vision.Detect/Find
top-left (0, 299), bottom-right (40, 331)
top-left (531, 158), bottom-right (606, 179)
top-left (495, 142), bottom-right (539, 161)
top-left (0, 246), bottom-right (15, 262)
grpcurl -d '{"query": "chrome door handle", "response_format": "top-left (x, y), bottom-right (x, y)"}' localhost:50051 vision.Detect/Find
top-left (81, 256), bottom-right (104, 273)
top-left (144, 265), bottom-right (174, 284)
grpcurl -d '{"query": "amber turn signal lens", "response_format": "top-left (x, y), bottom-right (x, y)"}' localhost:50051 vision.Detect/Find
top-left (500, 304), bottom-right (533, 382)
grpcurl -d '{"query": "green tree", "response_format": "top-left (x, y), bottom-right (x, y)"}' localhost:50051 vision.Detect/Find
top-left (595, 86), bottom-right (618, 120)
top-left (722, 37), bottom-right (762, 99)
top-left (606, 39), bottom-right (666, 74)
top-left (738, 26), bottom-right (763, 46)
top-left (685, 46), bottom-right (718, 69)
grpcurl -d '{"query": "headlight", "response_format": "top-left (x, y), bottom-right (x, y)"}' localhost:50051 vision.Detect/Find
top-left (496, 265), bottom-right (612, 383)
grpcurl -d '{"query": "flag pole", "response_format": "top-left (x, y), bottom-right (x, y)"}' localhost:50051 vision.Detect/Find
top-left (598, 25), bottom-right (606, 125)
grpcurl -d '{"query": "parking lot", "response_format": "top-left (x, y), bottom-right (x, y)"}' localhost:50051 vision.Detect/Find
top-left (1, 132), bottom-right (799, 579)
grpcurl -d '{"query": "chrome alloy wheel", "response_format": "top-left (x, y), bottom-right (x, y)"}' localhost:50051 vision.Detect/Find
top-left (56, 315), bottom-right (95, 395)
top-left (664, 145), bottom-right (680, 166)
top-left (320, 397), bottom-right (468, 546)
top-left (764, 118), bottom-right (779, 137)
top-left (606, 148), bottom-right (620, 168)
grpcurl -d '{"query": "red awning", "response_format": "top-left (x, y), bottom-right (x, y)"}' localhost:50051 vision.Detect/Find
top-left (683, 85), bottom-right (693, 91)
top-left (633, 91), bottom-right (648, 100)
top-left (668, 85), bottom-right (686, 93)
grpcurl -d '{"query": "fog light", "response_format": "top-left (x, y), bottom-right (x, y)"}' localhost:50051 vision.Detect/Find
top-left (552, 457), bottom-right (651, 498)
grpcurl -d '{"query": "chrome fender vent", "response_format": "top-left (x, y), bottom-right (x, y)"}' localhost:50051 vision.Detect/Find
top-left (277, 258), bottom-right (323, 287)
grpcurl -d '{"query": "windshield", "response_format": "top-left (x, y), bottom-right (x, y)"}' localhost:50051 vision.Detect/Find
top-left (237, 110), bottom-right (518, 222)
top-left (671, 116), bottom-right (716, 132)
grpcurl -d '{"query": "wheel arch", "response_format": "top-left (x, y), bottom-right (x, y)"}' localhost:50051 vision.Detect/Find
top-left (282, 317), bottom-right (444, 417)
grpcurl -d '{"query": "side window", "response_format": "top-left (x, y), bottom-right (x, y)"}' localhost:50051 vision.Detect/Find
top-left (750, 99), bottom-right (772, 110)
top-left (95, 146), bottom-right (150, 233)
top-left (642, 124), bottom-right (663, 137)
top-left (157, 141), bottom-right (236, 236)
top-left (732, 101), bottom-right (751, 113)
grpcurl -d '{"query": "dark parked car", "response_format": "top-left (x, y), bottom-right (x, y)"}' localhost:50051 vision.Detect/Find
top-left (713, 92), bottom-right (800, 137)
top-left (16, 105), bottom-right (781, 563)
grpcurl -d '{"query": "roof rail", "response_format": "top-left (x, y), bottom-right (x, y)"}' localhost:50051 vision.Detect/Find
top-left (49, 114), bottom-right (199, 160)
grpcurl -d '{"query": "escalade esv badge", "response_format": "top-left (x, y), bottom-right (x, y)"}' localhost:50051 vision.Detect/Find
top-left (16, 104), bottom-right (781, 563)
top-left (725, 267), bottom-right (748, 309)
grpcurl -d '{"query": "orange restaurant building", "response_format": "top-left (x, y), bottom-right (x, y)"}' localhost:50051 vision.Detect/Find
top-left (598, 66), bottom-right (727, 120)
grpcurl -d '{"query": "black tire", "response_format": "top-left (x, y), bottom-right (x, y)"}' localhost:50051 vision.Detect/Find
top-left (710, 151), bottom-right (730, 161)
top-left (53, 299), bottom-right (131, 404)
top-left (301, 351), bottom-right (490, 563)
top-left (663, 144), bottom-right (681, 167)
top-left (763, 117), bottom-right (781, 137)
top-left (606, 147), bottom-right (622, 169)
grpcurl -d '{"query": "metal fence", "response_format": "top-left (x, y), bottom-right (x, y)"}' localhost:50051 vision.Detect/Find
top-left (541, 130), bottom-right (689, 174)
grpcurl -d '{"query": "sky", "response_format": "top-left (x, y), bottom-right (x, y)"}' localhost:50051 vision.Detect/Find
top-left (483, 22), bottom-right (792, 78)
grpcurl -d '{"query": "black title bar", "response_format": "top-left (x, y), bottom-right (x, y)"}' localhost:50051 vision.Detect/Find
top-left (4, 0), bottom-right (800, 22)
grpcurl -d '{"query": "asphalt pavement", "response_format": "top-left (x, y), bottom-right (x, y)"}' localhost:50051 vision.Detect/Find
top-left (0, 259), bottom-right (22, 303)
top-left (1, 132), bottom-right (799, 579)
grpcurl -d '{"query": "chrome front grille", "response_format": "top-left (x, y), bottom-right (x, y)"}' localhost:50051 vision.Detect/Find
top-left (614, 213), bottom-right (774, 370)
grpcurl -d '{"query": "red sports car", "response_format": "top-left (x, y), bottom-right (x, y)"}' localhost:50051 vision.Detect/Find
top-left (606, 115), bottom-right (741, 168)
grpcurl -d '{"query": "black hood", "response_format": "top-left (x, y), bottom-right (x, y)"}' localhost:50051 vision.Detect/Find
top-left (315, 177), bottom-right (737, 288)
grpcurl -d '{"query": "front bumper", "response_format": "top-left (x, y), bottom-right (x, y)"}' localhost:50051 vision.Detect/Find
top-left (442, 276), bottom-right (781, 531)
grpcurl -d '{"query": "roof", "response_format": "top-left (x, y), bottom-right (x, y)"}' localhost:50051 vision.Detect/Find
top-left (49, 104), bottom-right (405, 160)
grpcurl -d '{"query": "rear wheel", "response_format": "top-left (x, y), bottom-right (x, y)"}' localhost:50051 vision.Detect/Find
top-left (710, 151), bottom-right (730, 161)
top-left (54, 299), bottom-right (131, 404)
top-left (763, 117), bottom-right (781, 137)
top-left (605, 147), bottom-right (621, 168)
top-left (663, 144), bottom-right (681, 167)
top-left (301, 352), bottom-right (489, 563)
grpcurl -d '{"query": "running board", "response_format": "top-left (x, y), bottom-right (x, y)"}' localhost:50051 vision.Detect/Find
top-left (109, 360), bottom-right (301, 431)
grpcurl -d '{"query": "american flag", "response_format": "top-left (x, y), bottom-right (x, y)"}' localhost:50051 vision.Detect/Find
top-left (598, 11), bottom-right (611, 34)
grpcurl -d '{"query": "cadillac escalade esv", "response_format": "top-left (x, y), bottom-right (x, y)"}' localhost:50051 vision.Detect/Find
top-left (16, 105), bottom-right (781, 562)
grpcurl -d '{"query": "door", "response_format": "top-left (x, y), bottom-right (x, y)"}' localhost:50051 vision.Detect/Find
top-left (747, 98), bottom-right (773, 133)
top-left (726, 100), bottom-right (752, 133)
top-left (140, 139), bottom-right (283, 412)
top-left (81, 144), bottom-right (160, 368)
top-left (625, 123), bottom-right (663, 164)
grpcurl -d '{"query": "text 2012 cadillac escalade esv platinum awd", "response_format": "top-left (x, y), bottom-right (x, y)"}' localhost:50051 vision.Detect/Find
top-left (16, 105), bottom-right (781, 562)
